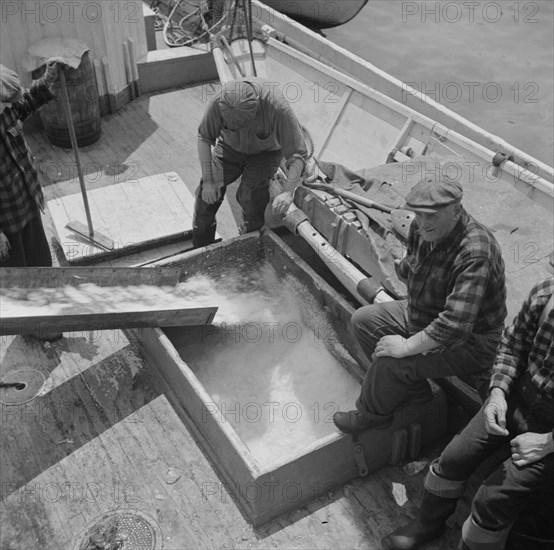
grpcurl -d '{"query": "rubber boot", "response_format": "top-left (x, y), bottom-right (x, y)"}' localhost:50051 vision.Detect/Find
top-left (381, 489), bottom-right (458, 549)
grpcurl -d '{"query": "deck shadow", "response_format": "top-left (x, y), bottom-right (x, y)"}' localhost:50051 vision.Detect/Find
top-left (0, 333), bottom-right (160, 500)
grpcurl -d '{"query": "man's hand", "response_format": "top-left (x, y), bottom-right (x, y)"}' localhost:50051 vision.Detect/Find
top-left (0, 232), bottom-right (10, 261)
top-left (510, 432), bottom-right (554, 467)
top-left (484, 388), bottom-right (509, 436)
top-left (201, 181), bottom-right (221, 205)
top-left (272, 191), bottom-right (294, 216)
top-left (43, 57), bottom-right (68, 88)
top-left (374, 335), bottom-right (409, 359)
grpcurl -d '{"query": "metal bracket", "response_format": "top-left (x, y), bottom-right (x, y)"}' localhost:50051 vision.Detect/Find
top-left (352, 436), bottom-right (369, 477)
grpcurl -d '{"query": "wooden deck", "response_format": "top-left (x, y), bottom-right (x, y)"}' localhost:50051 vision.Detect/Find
top-left (0, 332), bottom-right (475, 550)
top-left (28, 82), bottom-right (242, 264)
top-left (1, 84), bottom-right (489, 549)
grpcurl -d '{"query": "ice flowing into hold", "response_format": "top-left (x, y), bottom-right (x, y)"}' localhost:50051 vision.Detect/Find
top-left (167, 264), bottom-right (360, 469)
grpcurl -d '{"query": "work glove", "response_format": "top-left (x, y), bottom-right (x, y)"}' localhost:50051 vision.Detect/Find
top-left (43, 57), bottom-right (69, 88)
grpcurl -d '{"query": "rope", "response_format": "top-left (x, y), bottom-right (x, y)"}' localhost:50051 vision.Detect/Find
top-left (162, 0), bottom-right (235, 48)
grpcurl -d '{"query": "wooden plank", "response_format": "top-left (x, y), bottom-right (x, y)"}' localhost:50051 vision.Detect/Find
top-left (0, 266), bottom-right (218, 335)
top-left (0, 266), bottom-right (181, 288)
top-left (47, 173), bottom-right (197, 264)
top-left (142, 3), bottom-right (158, 52)
top-left (315, 87), bottom-right (353, 158)
top-left (389, 117), bottom-right (414, 154)
top-left (137, 47), bottom-right (217, 92)
top-left (0, 306), bottom-right (218, 336)
top-left (102, 56), bottom-right (117, 114)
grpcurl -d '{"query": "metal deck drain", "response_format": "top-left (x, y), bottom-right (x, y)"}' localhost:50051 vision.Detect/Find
top-left (76, 510), bottom-right (162, 550)
top-left (0, 369), bottom-right (46, 405)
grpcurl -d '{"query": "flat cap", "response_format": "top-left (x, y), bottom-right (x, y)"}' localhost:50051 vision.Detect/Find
top-left (404, 178), bottom-right (463, 213)
top-left (219, 80), bottom-right (259, 130)
top-left (0, 64), bottom-right (22, 102)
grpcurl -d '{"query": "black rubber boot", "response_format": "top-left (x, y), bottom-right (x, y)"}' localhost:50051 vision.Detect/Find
top-left (381, 490), bottom-right (458, 550)
top-left (332, 410), bottom-right (392, 434)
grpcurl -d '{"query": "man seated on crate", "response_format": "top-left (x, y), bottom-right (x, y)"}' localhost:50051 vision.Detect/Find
top-left (192, 78), bottom-right (308, 248)
top-left (381, 255), bottom-right (554, 550)
top-left (333, 176), bottom-right (507, 434)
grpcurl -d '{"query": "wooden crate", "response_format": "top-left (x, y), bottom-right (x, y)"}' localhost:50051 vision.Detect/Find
top-left (128, 231), bottom-right (447, 526)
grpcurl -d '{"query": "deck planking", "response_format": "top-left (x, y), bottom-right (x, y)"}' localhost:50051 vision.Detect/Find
top-left (0, 339), bottom-right (467, 550)
top-left (0, 83), bottom-right (493, 549)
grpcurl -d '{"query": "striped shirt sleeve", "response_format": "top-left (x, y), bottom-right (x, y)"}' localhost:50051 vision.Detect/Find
top-left (490, 278), bottom-right (554, 395)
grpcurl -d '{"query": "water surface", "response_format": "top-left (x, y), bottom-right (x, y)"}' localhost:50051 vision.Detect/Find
top-left (325, 0), bottom-right (553, 164)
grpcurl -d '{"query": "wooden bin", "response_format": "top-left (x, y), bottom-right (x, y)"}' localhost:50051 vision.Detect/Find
top-left (128, 231), bottom-right (447, 526)
top-left (39, 51), bottom-right (101, 147)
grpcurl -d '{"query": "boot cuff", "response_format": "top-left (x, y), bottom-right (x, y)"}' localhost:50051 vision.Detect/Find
top-left (424, 459), bottom-right (465, 498)
top-left (461, 515), bottom-right (511, 549)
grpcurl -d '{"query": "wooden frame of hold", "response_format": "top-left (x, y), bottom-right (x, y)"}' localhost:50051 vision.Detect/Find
top-left (127, 231), bottom-right (447, 526)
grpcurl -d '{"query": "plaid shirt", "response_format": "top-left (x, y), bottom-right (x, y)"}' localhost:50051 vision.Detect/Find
top-left (490, 277), bottom-right (554, 397)
top-left (0, 79), bottom-right (54, 235)
top-left (399, 208), bottom-right (507, 348)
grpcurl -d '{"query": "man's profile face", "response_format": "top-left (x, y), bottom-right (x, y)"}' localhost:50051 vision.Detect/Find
top-left (414, 202), bottom-right (461, 243)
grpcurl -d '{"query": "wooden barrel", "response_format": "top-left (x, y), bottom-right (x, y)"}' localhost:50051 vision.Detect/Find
top-left (39, 51), bottom-right (101, 148)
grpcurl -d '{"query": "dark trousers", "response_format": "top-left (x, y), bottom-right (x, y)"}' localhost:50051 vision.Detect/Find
top-left (192, 141), bottom-right (283, 247)
top-left (0, 214), bottom-right (52, 267)
top-left (434, 372), bottom-right (554, 533)
top-left (352, 300), bottom-right (499, 422)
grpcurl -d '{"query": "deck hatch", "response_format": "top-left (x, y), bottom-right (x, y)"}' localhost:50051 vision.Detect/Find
top-left (129, 232), bottom-right (448, 526)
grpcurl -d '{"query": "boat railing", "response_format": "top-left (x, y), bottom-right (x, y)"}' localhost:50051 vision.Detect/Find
top-left (251, 0), bottom-right (554, 193)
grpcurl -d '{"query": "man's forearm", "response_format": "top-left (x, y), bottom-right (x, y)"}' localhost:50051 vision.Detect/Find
top-left (15, 79), bottom-right (55, 121)
top-left (282, 157), bottom-right (304, 193)
top-left (404, 330), bottom-right (441, 356)
top-left (197, 139), bottom-right (214, 184)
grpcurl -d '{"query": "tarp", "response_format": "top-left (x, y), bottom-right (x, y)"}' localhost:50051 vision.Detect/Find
top-left (299, 153), bottom-right (554, 315)
top-left (299, 155), bottom-right (475, 298)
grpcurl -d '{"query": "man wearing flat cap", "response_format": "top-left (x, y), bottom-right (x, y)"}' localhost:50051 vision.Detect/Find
top-left (381, 252), bottom-right (554, 550)
top-left (0, 60), bottom-right (65, 267)
top-left (192, 77), bottom-right (308, 247)
top-left (334, 175), bottom-right (507, 435)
